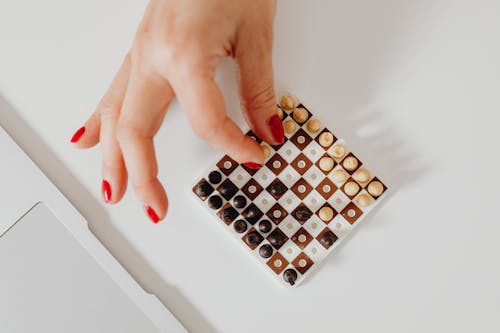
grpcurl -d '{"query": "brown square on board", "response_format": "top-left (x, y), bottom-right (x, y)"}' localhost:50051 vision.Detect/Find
top-left (266, 227), bottom-right (289, 250)
top-left (266, 153), bottom-right (288, 175)
top-left (290, 128), bottom-right (313, 150)
top-left (265, 178), bottom-right (288, 200)
top-left (242, 227), bottom-right (264, 250)
top-left (364, 177), bottom-right (387, 199)
top-left (315, 153), bottom-right (337, 175)
top-left (241, 178), bottom-right (263, 200)
top-left (340, 152), bottom-right (362, 175)
top-left (341, 202), bottom-right (363, 224)
top-left (315, 177), bottom-right (337, 200)
top-left (290, 153), bottom-right (313, 175)
top-left (192, 178), bottom-right (213, 201)
top-left (291, 252), bottom-right (314, 274)
top-left (291, 227), bottom-right (313, 249)
top-left (291, 204), bottom-right (313, 224)
top-left (216, 178), bottom-right (239, 201)
top-left (316, 227), bottom-right (339, 250)
top-left (216, 155), bottom-right (238, 176)
top-left (293, 104), bottom-right (312, 124)
top-left (266, 252), bottom-right (289, 274)
top-left (290, 178), bottom-right (313, 199)
top-left (315, 202), bottom-right (337, 224)
top-left (266, 203), bottom-right (288, 225)
top-left (314, 128), bottom-right (337, 149)
top-left (242, 203), bottom-right (264, 225)
top-left (217, 203), bottom-right (238, 226)
top-left (340, 177), bottom-right (362, 199)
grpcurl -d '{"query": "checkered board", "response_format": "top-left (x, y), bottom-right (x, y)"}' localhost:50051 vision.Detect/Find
top-left (192, 94), bottom-right (388, 287)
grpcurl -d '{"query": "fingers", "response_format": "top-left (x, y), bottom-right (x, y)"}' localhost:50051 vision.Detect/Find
top-left (70, 109), bottom-right (101, 148)
top-left (117, 67), bottom-right (173, 222)
top-left (172, 72), bottom-right (264, 166)
top-left (98, 55), bottom-right (131, 204)
top-left (234, 10), bottom-right (283, 146)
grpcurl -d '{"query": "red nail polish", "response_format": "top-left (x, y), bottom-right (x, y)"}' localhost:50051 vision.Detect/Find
top-left (70, 126), bottom-right (85, 143)
top-left (268, 115), bottom-right (284, 144)
top-left (243, 162), bottom-right (263, 169)
top-left (102, 180), bottom-right (112, 203)
top-left (144, 205), bottom-right (160, 223)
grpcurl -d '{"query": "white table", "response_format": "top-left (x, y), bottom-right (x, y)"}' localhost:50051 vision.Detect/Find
top-left (1, 1), bottom-right (499, 332)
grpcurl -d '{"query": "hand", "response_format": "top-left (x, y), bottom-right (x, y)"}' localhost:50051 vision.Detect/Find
top-left (70, 0), bottom-right (284, 223)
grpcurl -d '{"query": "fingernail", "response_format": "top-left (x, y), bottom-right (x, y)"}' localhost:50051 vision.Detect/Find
top-left (102, 180), bottom-right (112, 203)
top-left (70, 126), bottom-right (85, 143)
top-left (268, 115), bottom-right (284, 144)
top-left (243, 162), bottom-right (263, 169)
top-left (144, 205), bottom-right (160, 223)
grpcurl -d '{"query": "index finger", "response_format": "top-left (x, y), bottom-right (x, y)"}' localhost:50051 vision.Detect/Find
top-left (171, 72), bottom-right (265, 167)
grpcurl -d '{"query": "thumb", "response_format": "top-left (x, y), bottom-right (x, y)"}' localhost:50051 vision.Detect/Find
top-left (234, 30), bottom-right (284, 146)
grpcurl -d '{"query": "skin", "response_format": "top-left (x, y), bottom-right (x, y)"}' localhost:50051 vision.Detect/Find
top-left (72, 0), bottom-right (281, 222)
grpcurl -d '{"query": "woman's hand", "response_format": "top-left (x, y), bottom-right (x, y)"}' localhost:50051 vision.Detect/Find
top-left (70, 0), bottom-right (283, 223)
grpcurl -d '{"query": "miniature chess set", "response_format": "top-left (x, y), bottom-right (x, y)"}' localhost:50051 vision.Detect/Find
top-left (193, 94), bottom-right (387, 287)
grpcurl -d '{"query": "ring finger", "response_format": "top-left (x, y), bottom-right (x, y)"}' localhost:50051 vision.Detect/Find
top-left (97, 55), bottom-right (131, 204)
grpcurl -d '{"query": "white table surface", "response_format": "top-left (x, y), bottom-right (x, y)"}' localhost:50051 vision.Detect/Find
top-left (1, 1), bottom-right (499, 332)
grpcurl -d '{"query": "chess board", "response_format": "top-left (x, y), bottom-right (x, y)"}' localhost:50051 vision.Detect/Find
top-left (192, 94), bottom-right (388, 287)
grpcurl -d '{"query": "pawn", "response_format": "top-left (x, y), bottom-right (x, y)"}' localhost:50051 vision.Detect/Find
top-left (258, 220), bottom-right (272, 233)
top-left (233, 220), bottom-right (247, 233)
top-left (306, 119), bottom-right (321, 133)
top-left (233, 195), bottom-right (247, 209)
top-left (342, 156), bottom-right (359, 171)
top-left (293, 107), bottom-right (308, 123)
top-left (318, 206), bottom-right (334, 222)
top-left (195, 181), bottom-right (213, 199)
top-left (283, 119), bottom-right (297, 134)
top-left (259, 244), bottom-right (273, 258)
top-left (243, 205), bottom-right (261, 224)
top-left (269, 181), bottom-right (287, 198)
top-left (280, 95), bottom-right (297, 111)
top-left (318, 132), bottom-right (334, 147)
top-left (283, 268), bottom-right (298, 286)
top-left (246, 231), bottom-right (263, 246)
top-left (319, 231), bottom-right (337, 249)
top-left (208, 171), bottom-right (222, 184)
top-left (268, 229), bottom-right (287, 249)
top-left (368, 180), bottom-right (384, 197)
top-left (220, 207), bottom-right (238, 224)
top-left (207, 195), bottom-right (223, 210)
top-left (293, 206), bottom-right (312, 223)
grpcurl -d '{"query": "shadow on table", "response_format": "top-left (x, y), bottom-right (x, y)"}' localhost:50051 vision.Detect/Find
top-left (0, 94), bottom-right (215, 333)
top-left (269, 0), bottom-right (430, 282)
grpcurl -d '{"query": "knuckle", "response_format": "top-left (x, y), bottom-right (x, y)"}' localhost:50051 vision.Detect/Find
top-left (130, 41), bottom-right (145, 65)
top-left (160, 42), bottom-right (201, 73)
top-left (241, 83), bottom-right (275, 112)
top-left (132, 177), bottom-right (157, 195)
top-left (102, 159), bottom-right (118, 173)
top-left (116, 122), bottom-right (140, 144)
top-left (191, 116), bottom-right (225, 142)
top-left (133, 19), bottom-right (207, 76)
top-left (132, 20), bottom-right (152, 56)
top-left (98, 96), bottom-right (119, 119)
top-left (161, 32), bottom-right (206, 70)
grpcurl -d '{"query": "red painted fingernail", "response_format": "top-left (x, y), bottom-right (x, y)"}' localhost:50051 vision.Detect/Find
top-left (243, 162), bottom-right (263, 169)
top-left (70, 126), bottom-right (85, 143)
top-left (268, 115), bottom-right (284, 144)
top-left (102, 180), bottom-right (112, 203)
top-left (144, 205), bottom-right (160, 223)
